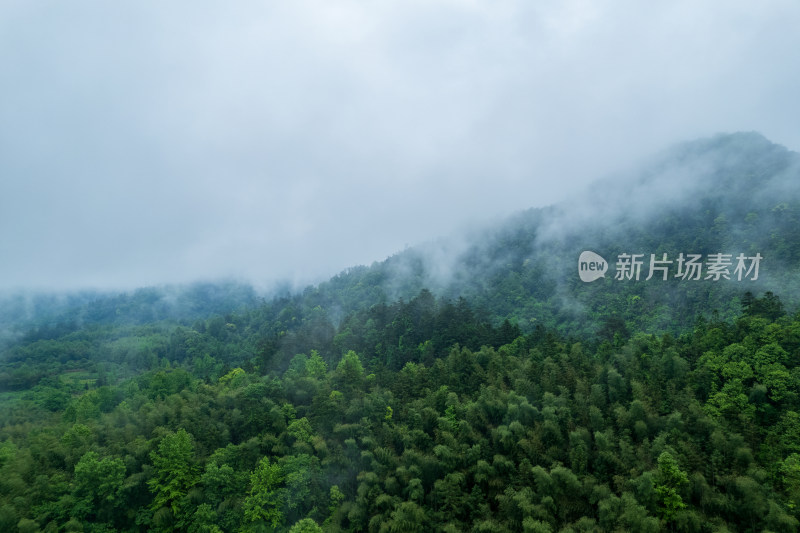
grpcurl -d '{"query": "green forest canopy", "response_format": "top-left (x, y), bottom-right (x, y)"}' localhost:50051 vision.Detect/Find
top-left (1, 290), bottom-right (800, 532)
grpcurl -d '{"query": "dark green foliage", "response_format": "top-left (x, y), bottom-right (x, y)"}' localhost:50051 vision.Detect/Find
top-left (2, 291), bottom-right (800, 531)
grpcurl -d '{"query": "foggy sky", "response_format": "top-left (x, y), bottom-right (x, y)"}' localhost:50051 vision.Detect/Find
top-left (2, 1), bottom-right (799, 292)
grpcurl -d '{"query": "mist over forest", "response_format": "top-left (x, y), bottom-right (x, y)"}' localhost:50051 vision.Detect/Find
top-left (4, 1), bottom-right (800, 293)
top-left (2, 132), bottom-right (800, 531)
top-left (2, 131), bottom-right (798, 350)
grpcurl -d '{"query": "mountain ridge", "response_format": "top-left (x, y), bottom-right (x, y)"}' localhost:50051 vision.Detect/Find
top-left (2, 131), bottom-right (798, 343)
top-left (301, 131), bottom-right (800, 336)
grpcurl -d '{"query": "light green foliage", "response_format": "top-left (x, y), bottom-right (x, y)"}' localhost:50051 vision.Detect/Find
top-left (288, 517), bottom-right (323, 532)
top-left (243, 456), bottom-right (286, 529)
top-left (61, 423), bottom-right (94, 467)
top-left (282, 402), bottom-right (297, 422)
top-left (218, 367), bottom-right (246, 388)
top-left (0, 441), bottom-right (16, 468)
top-left (72, 451), bottom-right (125, 520)
top-left (336, 350), bottom-right (365, 388)
top-left (522, 518), bottom-right (553, 532)
top-left (655, 451), bottom-right (689, 523)
top-left (328, 484), bottom-right (345, 518)
top-left (780, 453), bottom-right (800, 510)
top-left (305, 350), bottom-right (328, 379)
top-left (287, 417), bottom-right (314, 445)
top-left (444, 404), bottom-right (458, 431)
top-left (147, 428), bottom-right (199, 527)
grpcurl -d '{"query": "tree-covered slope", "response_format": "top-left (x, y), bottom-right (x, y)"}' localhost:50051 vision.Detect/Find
top-left (5, 132), bottom-right (797, 348)
top-left (303, 132), bottom-right (800, 337)
top-left (1, 293), bottom-right (800, 531)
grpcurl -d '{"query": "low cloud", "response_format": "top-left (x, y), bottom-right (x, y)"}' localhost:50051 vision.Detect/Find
top-left (1, 1), bottom-right (799, 291)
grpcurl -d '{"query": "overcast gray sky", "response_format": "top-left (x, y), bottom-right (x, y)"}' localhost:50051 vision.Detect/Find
top-left (1, 0), bottom-right (799, 291)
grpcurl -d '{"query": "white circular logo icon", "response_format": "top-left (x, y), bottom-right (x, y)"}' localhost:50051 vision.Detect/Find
top-left (579, 251), bottom-right (608, 282)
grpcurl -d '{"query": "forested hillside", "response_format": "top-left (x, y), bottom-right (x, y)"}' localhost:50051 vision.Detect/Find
top-left (304, 132), bottom-right (800, 337)
top-left (1, 132), bottom-right (800, 531)
top-left (1, 292), bottom-right (799, 531)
